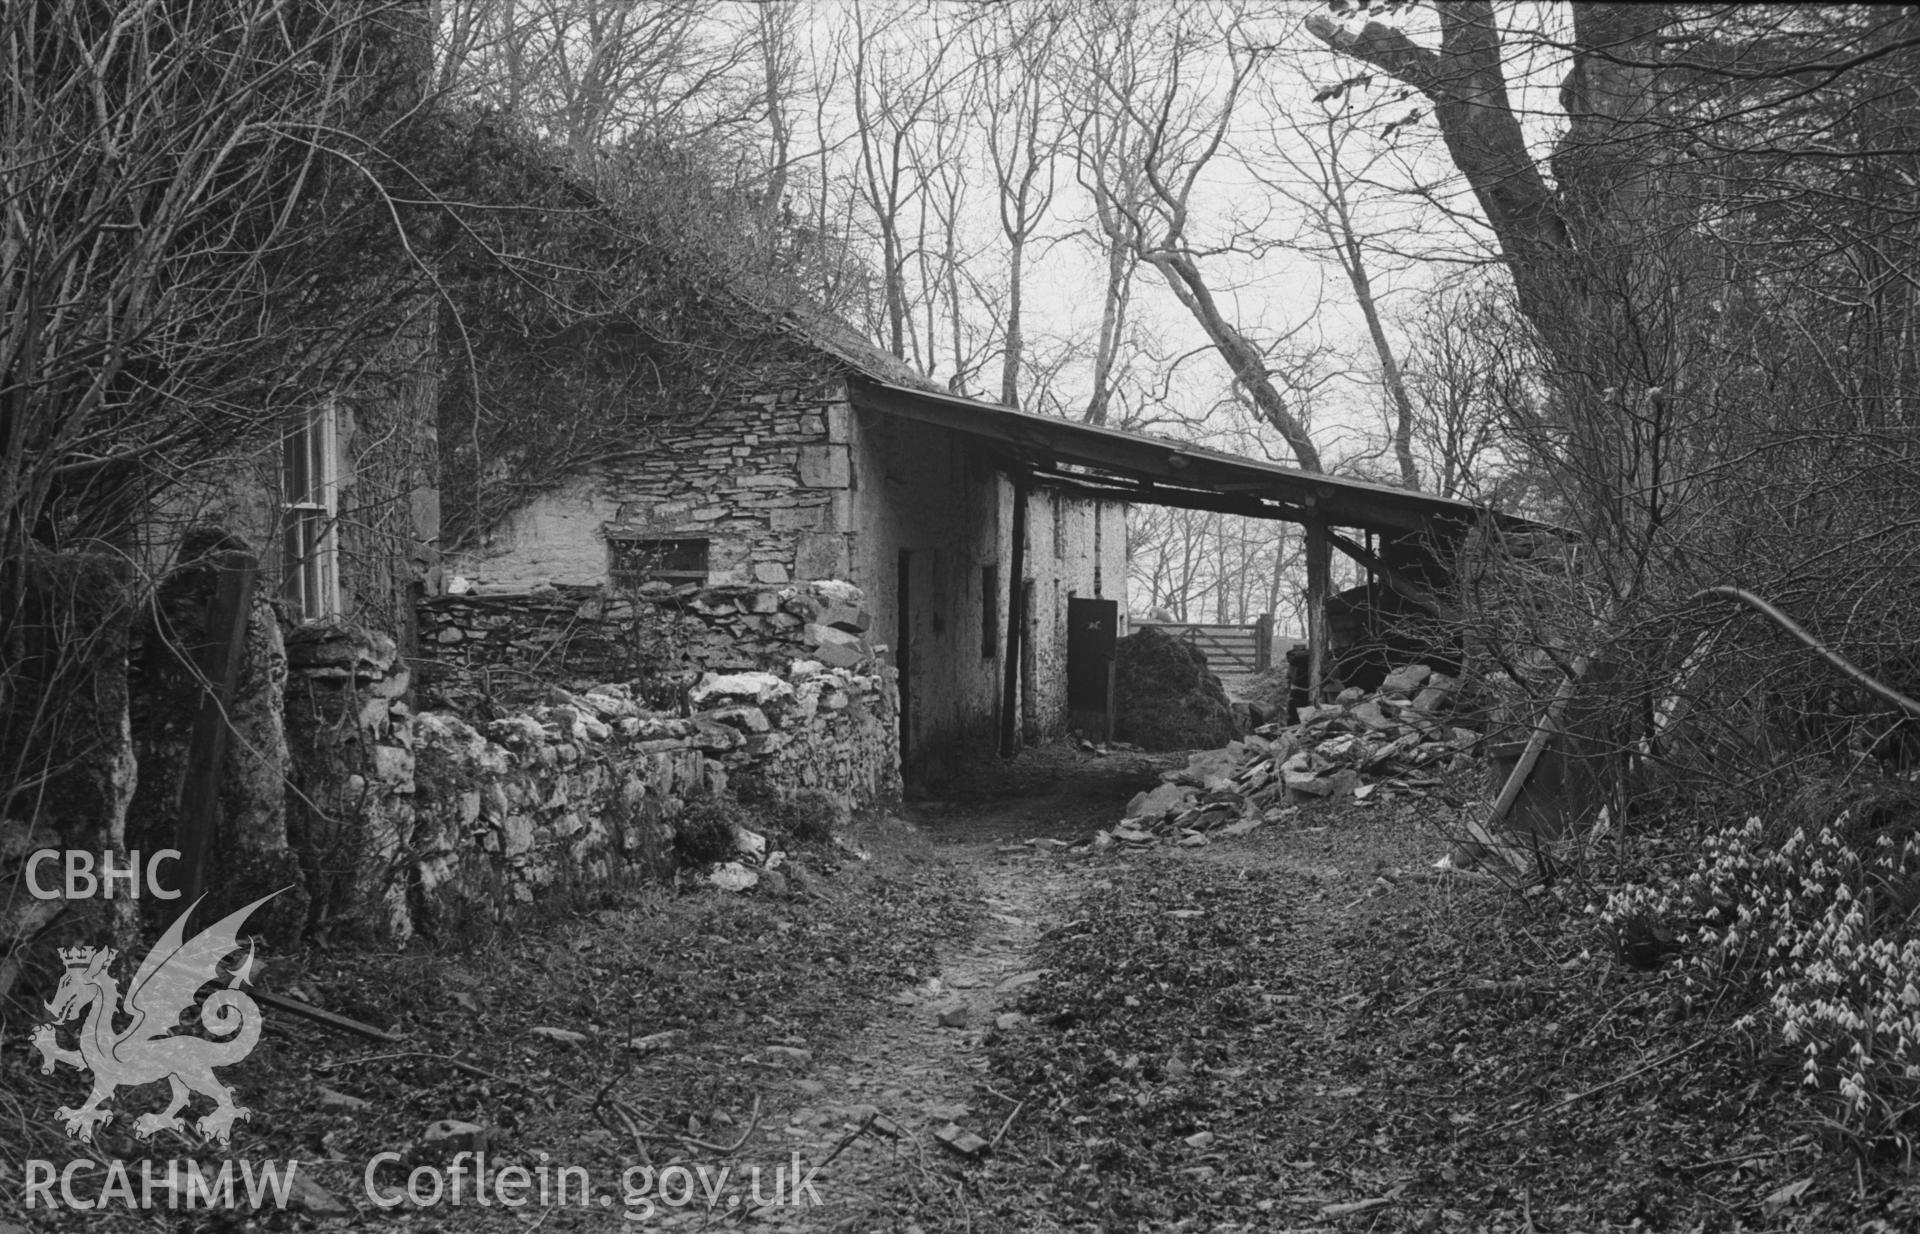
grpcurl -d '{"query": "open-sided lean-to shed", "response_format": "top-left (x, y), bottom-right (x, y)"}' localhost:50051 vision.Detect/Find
top-left (846, 373), bottom-right (1533, 730)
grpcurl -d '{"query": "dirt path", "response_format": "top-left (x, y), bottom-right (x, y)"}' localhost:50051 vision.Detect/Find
top-left (660, 751), bottom-right (1171, 1233)
top-left (705, 848), bottom-right (1066, 1232)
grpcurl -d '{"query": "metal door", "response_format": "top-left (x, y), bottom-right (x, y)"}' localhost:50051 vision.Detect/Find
top-left (1067, 596), bottom-right (1118, 739)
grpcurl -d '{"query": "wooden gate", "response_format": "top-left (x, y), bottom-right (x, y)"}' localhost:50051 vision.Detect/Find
top-left (1134, 614), bottom-right (1274, 674)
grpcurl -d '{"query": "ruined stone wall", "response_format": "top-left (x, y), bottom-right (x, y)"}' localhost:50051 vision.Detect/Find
top-left (446, 385), bottom-right (854, 590)
top-left (413, 580), bottom-right (877, 709)
top-left (431, 373), bottom-right (1133, 784)
top-left (286, 588), bottom-right (897, 942)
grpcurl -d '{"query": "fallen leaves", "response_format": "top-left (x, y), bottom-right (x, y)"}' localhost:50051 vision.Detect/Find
top-left (0, 820), bottom-right (980, 1233)
top-left (960, 803), bottom-right (1879, 1231)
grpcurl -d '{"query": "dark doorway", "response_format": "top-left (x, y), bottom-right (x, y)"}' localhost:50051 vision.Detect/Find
top-left (896, 549), bottom-right (912, 764)
top-left (1067, 596), bottom-right (1119, 739)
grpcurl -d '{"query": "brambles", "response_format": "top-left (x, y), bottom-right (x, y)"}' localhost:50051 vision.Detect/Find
top-left (673, 797), bottom-right (748, 867)
top-left (729, 779), bottom-right (842, 846)
top-left (779, 789), bottom-right (841, 844)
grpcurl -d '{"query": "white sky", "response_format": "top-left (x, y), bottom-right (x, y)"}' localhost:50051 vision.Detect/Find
top-left (449, 0), bottom-right (1574, 477)
top-left (759, 2), bottom-right (1565, 468)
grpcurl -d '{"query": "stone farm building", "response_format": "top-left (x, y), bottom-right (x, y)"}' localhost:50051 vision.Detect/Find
top-left (434, 320), bottom-right (1132, 783)
top-left (20, 274), bottom-right (1518, 951)
top-left (5, 109), bottom-right (1536, 963)
top-left (424, 306), bottom-right (1524, 790)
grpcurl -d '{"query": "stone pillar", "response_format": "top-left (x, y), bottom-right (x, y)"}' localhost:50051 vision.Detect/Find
top-left (284, 626), bottom-right (415, 941)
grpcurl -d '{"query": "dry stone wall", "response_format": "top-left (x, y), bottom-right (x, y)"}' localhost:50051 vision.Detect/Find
top-left (285, 581), bottom-right (898, 943)
top-left (414, 580), bottom-right (875, 710)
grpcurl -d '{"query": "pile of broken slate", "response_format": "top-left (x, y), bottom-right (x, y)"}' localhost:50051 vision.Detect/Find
top-left (1096, 663), bottom-right (1481, 848)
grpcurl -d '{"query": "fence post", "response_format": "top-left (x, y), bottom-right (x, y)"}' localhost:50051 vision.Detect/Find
top-left (1255, 612), bottom-right (1273, 672)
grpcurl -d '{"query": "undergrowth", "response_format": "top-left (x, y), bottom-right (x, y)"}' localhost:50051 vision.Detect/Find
top-left (1599, 779), bottom-right (1920, 1149)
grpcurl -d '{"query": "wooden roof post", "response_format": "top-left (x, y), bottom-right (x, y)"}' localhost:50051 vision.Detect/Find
top-left (1000, 470), bottom-right (1029, 758)
top-left (1304, 507), bottom-right (1331, 706)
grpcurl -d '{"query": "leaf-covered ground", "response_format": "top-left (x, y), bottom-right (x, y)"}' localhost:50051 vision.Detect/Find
top-left (4, 812), bottom-right (978, 1232)
top-left (952, 803), bottom-right (1915, 1232)
top-left (10, 749), bottom-right (1920, 1232)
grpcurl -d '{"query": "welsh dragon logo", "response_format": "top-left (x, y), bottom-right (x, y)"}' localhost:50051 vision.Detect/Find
top-left (32, 890), bottom-right (282, 1146)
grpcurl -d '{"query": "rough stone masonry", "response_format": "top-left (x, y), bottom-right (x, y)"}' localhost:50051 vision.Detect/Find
top-left (287, 580), bottom-right (897, 941)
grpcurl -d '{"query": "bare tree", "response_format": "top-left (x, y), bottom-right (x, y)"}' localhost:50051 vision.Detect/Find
top-left (1396, 274), bottom-right (1533, 502)
top-left (1068, 3), bottom-right (1323, 471)
top-left (905, 74), bottom-right (988, 388)
top-left (1, 0), bottom-right (441, 962)
top-left (841, 1), bottom-right (966, 366)
top-left (969, 3), bottom-right (1069, 408)
top-left (1303, 5), bottom-right (1920, 551)
top-left (752, 2), bottom-right (800, 258)
top-left (1, 3), bottom-right (438, 565)
top-left (1250, 86), bottom-right (1436, 487)
top-left (435, 0), bottom-right (758, 157)
top-left (1069, 72), bottom-right (1144, 428)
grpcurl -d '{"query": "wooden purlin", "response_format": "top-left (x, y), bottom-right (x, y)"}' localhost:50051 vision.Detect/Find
top-left (1324, 527), bottom-right (1443, 613)
top-left (1028, 464), bottom-right (1315, 525)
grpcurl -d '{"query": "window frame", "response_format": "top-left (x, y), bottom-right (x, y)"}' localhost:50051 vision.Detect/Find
top-left (282, 402), bottom-right (340, 622)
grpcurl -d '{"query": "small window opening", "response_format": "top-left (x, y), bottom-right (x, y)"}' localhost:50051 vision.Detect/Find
top-left (610, 537), bottom-right (709, 587)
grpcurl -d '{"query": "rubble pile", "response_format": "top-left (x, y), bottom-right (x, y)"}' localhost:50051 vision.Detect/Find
top-left (1096, 664), bottom-right (1479, 848)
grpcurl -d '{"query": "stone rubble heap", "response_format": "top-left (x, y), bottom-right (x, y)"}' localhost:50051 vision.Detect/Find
top-left (1097, 663), bottom-right (1479, 849)
top-left (702, 822), bottom-right (870, 897)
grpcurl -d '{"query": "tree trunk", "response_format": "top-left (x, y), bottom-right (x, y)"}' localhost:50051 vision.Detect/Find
top-left (1333, 214), bottom-right (1419, 489)
top-left (757, 6), bottom-right (792, 259)
top-left (1307, 3), bottom-right (1674, 388)
top-left (1147, 251), bottom-right (1323, 472)
top-left (1002, 231), bottom-right (1025, 407)
top-left (1084, 234), bottom-right (1131, 425)
top-left (1307, 5), bottom-right (1576, 346)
